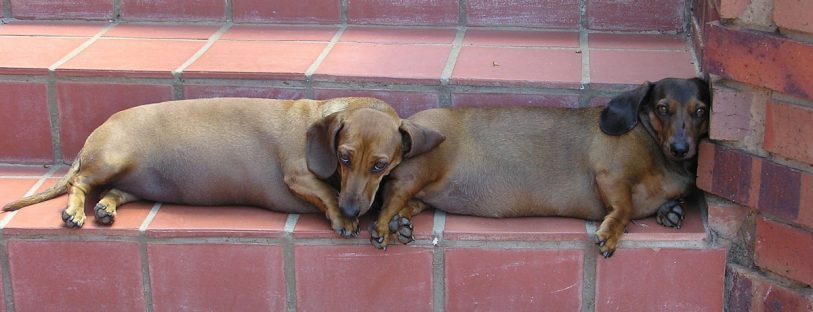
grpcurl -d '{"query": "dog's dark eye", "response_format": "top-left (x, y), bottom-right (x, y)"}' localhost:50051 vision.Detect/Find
top-left (694, 107), bottom-right (706, 118)
top-left (338, 153), bottom-right (350, 166)
top-left (657, 104), bottom-right (669, 116)
top-left (371, 160), bottom-right (388, 173)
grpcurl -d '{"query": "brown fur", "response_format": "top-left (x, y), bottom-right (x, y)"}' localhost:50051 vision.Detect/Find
top-left (370, 78), bottom-right (711, 256)
top-left (3, 97), bottom-right (439, 237)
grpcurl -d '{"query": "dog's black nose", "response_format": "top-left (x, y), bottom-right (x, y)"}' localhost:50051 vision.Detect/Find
top-left (670, 141), bottom-right (689, 158)
top-left (340, 205), bottom-right (360, 218)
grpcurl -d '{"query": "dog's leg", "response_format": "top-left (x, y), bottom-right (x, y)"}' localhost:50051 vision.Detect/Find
top-left (595, 175), bottom-right (634, 258)
top-left (62, 180), bottom-right (91, 228)
top-left (94, 189), bottom-right (139, 225)
top-left (285, 172), bottom-right (358, 238)
top-left (656, 199), bottom-right (685, 228)
top-left (370, 179), bottom-right (425, 249)
top-left (384, 199), bottom-right (429, 245)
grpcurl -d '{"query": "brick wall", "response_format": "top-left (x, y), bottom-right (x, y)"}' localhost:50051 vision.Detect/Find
top-left (692, 0), bottom-right (813, 309)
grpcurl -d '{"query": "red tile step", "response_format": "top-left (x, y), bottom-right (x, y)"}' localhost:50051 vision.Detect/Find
top-left (0, 165), bottom-right (724, 310)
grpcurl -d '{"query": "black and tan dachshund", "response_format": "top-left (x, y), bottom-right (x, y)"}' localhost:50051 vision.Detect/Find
top-left (369, 78), bottom-right (710, 257)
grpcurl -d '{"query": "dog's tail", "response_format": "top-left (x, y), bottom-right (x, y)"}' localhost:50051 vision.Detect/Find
top-left (2, 159), bottom-right (80, 212)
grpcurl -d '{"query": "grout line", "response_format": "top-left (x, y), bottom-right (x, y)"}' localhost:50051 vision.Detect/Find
top-left (304, 24), bottom-right (346, 98)
top-left (578, 0), bottom-right (590, 91)
top-left (2, 0), bottom-right (9, 19)
top-left (112, 0), bottom-right (122, 19)
top-left (48, 23), bottom-right (117, 72)
top-left (457, 0), bottom-right (468, 27)
top-left (432, 209), bottom-right (446, 312)
top-left (224, 0), bottom-right (234, 22)
top-left (139, 203), bottom-right (162, 233)
top-left (339, 0), bottom-right (349, 25)
top-left (0, 166), bottom-right (60, 230)
top-left (439, 27), bottom-right (466, 107)
top-left (581, 221), bottom-right (597, 312)
top-left (283, 214), bottom-right (299, 312)
top-left (172, 22), bottom-right (232, 77)
top-left (138, 202), bottom-right (161, 312)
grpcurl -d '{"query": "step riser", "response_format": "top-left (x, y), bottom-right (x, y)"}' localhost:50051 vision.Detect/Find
top-left (4, 0), bottom-right (686, 32)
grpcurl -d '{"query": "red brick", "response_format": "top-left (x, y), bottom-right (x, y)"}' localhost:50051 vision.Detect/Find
top-left (314, 43), bottom-right (451, 85)
top-left (720, 0), bottom-right (750, 19)
top-left (57, 38), bottom-right (206, 78)
top-left (755, 217), bottom-right (813, 285)
top-left (464, 29), bottom-right (579, 48)
top-left (148, 243), bottom-right (285, 311)
top-left (452, 92), bottom-right (580, 108)
top-left (233, 0), bottom-right (340, 23)
top-left (56, 82), bottom-right (174, 160)
top-left (295, 245), bottom-right (433, 311)
top-left (728, 264), bottom-right (813, 311)
top-left (446, 248), bottom-right (583, 311)
top-left (705, 22), bottom-right (813, 100)
top-left (711, 145), bottom-right (753, 205)
top-left (184, 84), bottom-right (305, 100)
top-left (7, 240), bottom-right (145, 311)
top-left (758, 161), bottom-right (801, 221)
top-left (709, 84), bottom-right (753, 141)
top-left (0, 36), bottom-right (87, 75)
top-left (595, 248), bottom-right (726, 312)
top-left (10, 0), bottom-right (113, 20)
top-left (347, 0), bottom-right (458, 26)
top-left (452, 46), bottom-right (581, 88)
top-left (0, 82), bottom-right (53, 163)
top-left (0, 165), bottom-right (49, 176)
top-left (799, 172), bottom-right (813, 229)
top-left (706, 195), bottom-right (751, 240)
top-left (183, 41), bottom-right (326, 80)
top-left (774, 0), bottom-right (813, 34)
top-left (444, 215), bottom-right (587, 241)
top-left (696, 141), bottom-right (716, 192)
top-left (3, 178), bottom-right (153, 236)
top-left (622, 199), bottom-right (707, 241)
top-left (747, 157), bottom-right (763, 208)
top-left (587, 0), bottom-right (684, 31)
top-left (121, 0), bottom-right (225, 21)
top-left (312, 88), bottom-right (439, 117)
top-left (764, 100), bottom-right (813, 165)
top-left (589, 33), bottom-right (688, 50)
top-left (466, 0), bottom-right (580, 28)
top-left (146, 204), bottom-right (287, 238)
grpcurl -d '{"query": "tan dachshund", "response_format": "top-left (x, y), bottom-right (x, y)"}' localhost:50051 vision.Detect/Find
top-left (3, 97), bottom-right (440, 237)
top-left (369, 78), bottom-right (710, 257)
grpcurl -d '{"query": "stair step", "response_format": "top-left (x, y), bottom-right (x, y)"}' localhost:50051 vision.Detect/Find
top-left (4, 0), bottom-right (686, 31)
top-left (0, 21), bottom-right (697, 164)
top-left (0, 164), bottom-right (724, 311)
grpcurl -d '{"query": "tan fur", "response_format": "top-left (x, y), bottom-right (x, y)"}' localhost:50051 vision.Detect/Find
top-left (371, 78), bottom-right (710, 257)
top-left (3, 97), bottom-right (415, 237)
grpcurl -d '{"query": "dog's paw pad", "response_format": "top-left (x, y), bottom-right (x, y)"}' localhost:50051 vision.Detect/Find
top-left (94, 203), bottom-right (115, 225)
top-left (656, 200), bottom-right (685, 229)
top-left (61, 209), bottom-right (84, 228)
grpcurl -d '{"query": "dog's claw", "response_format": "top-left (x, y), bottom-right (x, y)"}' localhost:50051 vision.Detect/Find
top-left (61, 209), bottom-right (83, 228)
top-left (596, 240), bottom-right (605, 247)
top-left (603, 251), bottom-right (613, 258)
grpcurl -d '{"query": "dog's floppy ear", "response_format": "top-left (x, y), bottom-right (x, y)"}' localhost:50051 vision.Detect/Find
top-left (307, 112), bottom-right (345, 179)
top-left (599, 81), bottom-right (653, 136)
top-left (691, 77), bottom-right (711, 106)
top-left (399, 120), bottom-right (445, 159)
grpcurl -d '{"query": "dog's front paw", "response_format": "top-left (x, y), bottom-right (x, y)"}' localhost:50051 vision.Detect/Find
top-left (656, 200), bottom-right (685, 229)
top-left (330, 216), bottom-right (359, 238)
top-left (594, 229), bottom-right (622, 258)
top-left (61, 208), bottom-right (85, 228)
top-left (388, 214), bottom-right (415, 245)
top-left (369, 222), bottom-right (391, 250)
top-left (94, 203), bottom-right (116, 225)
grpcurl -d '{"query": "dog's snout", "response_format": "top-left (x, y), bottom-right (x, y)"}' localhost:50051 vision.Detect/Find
top-left (670, 141), bottom-right (689, 158)
top-left (340, 204), bottom-right (360, 218)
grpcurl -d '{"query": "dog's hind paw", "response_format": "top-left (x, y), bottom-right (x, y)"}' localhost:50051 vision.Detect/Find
top-left (94, 203), bottom-right (115, 225)
top-left (656, 199), bottom-right (685, 229)
top-left (388, 214), bottom-right (415, 245)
